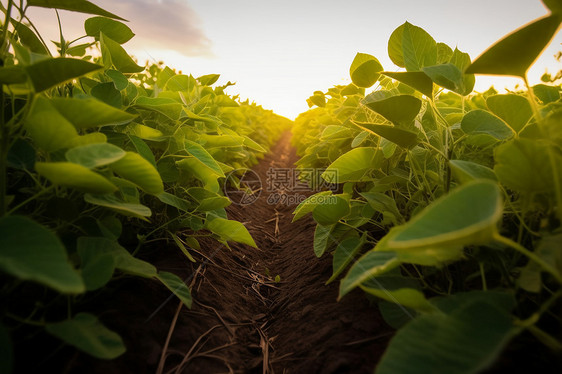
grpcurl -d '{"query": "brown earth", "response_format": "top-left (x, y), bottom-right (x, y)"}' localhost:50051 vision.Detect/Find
top-left (31, 131), bottom-right (391, 374)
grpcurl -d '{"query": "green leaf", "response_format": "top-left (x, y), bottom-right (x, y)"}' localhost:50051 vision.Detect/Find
top-left (449, 160), bottom-right (498, 184)
top-left (84, 193), bottom-right (152, 219)
top-left (197, 73), bottom-right (220, 86)
top-left (166, 74), bottom-right (197, 92)
top-left (100, 33), bottom-right (143, 73)
top-left (494, 138), bottom-right (554, 193)
top-left (0, 66), bottom-right (27, 85)
top-left (543, 0), bottom-right (562, 13)
top-left (77, 237), bottom-right (157, 277)
top-left (85, 16), bottom-right (134, 43)
top-left (11, 19), bottom-right (49, 54)
top-left (364, 95), bottom-right (422, 127)
top-left (519, 234), bottom-right (562, 292)
top-left (185, 140), bottom-right (225, 177)
top-left (25, 57), bottom-right (102, 92)
top-left (486, 94), bottom-right (532, 133)
top-left (24, 97), bottom-right (78, 152)
top-left (449, 48), bottom-right (475, 95)
top-left (169, 232), bottom-right (196, 262)
top-left (313, 224), bottom-right (335, 257)
top-left (422, 63), bottom-right (473, 96)
top-left (389, 22), bottom-right (437, 72)
top-left (360, 192), bottom-right (403, 224)
top-left (312, 195), bottom-right (350, 225)
top-left (292, 191), bottom-right (334, 222)
top-left (78, 248), bottom-right (115, 291)
top-left (206, 218), bottom-right (257, 248)
top-left (387, 181), bottom-right (503, 250)
top-left (379, 301), bottom-right (417, 329)
top-left (436, 42), bottom-right (453, 64)
top-left (46, 313), bottom-right (126, 359)
top-left (90, 82), bottom-right (122, 108)
top-left (157, 192), bottom-right (192, 212)
top-left (360, 276), bottom-right (434, 312)
top-left (108, 152), bottom-right (164, 194)
top-left (460, 109), bottom-right (514, 139)
top-left (28, 0), bottom-right (126, 20)
top-left (106, 69), bottom-right (129, 90)
top-left (156, 271), bottom-right (192, 308)
top-left (375, 301), bottom-right (515, 374)
top-left (128, 135), bottom-right (157, 167)
top-left (0, 216), bottom-right (85, 293)
top-left (49, 97), bottom-right (136, 129)
top-left (134, 96), bottom-right (182, 120)
top-left (532, 84), bottom-right (560, 104)
top-left (323, 147), bottom-right (383, 183)
top-left (380, 71), bottom-right (433, 98)
top-left (327, 236), bottom-right (365, 284)
top-left (350, 53), bottom-right (383, 88)
top-left (339, 250), bottom-right (401, 298)
top-left (65, 143), bottom-right (126, 169)
top-left (352, 122), bottom-right (419, 148)
top-left (36, 162), bottom-right (117, 194)
top-left (466, 14), bottom-right (561, 77)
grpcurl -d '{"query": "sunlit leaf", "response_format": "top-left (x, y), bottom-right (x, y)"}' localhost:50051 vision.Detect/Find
top-left (388, 22), bottom-right (437, 72)
top-left (312, 195), bottom-right (350, 225)
top-left (486, 94), bottom-right (532, 133)
top-left (108, 152), bottom-right (164, 194)
top-left (25, 57), bottom-right (102, 92)
top-left (84, 193), bottom-right (152, 219)
top-left (381, 71), bottom-right (433, 98)
top-left (100, 32), bottom-right (143, 73)
top-left (36, 162), bottom-right (117, 194)
top-left (466, 14), bottom-right (561, 77)
top-left (327, 235), bottom-right (365, 284)
top-left (206, 218), bottom-right (257, 248)
top-left (350, 53), bottom-right (383, 88)
top-left (185, 140), bottom-right (225, 177)
top-left (65, 143), bottom-right (126, 169)
top-left (157, 271), bottom-right (192, 308)
top-left (28, 0), bottom-right (126, 20)
top-left (352, 122), bottom-right (419, 148)
top-left (85, 16), bottom-right (134, 43)
top-left (460, 110), bottom-right (514, 139)
top-left (364, 95), bottom-right (422, 126)
top-left (322, 147), bottom-right (383, 183)
top-left (449, 160), bottom-right (498, 184)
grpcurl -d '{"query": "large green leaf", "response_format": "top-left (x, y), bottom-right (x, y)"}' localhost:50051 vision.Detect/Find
top-left (466, 14), bottom-right (561, 77)
top-left (84, 193), bottom-right (152, 219)
top-left (206, 218), bottom-right (257, 248)
top-left (486, 94), bottom-right (532, 133)
top-left (313, 224), bottom-right (335, 257)
top-left (0, 66), bottom-right (27, 85)
top-left (11, 19), bottom-right (49, 54)
top-left (28, 0), bottom-right (125, 20)
top-left (24, 96), bottom-right (78, 152)
top-left (46, 313), bottom-right (126, 359)
top-left (312, 195), bottom-right (350, 225)
top-left (36, 162), bottom-right (117, 194)
top-left (352, 122), bottom-right (419, 148)
top-left (380, 71), bottom-right (434, 98)
top-left (364, 95), bottom-right (422, 127)
top-left (166, 74), bottom-right (197, 92)
top-left (339, 250), bottom-right (401, 298)
top-left (422, 63), bottom-right (473, 96)
top-left (157, 271), bottom-right (192, 308)
top-left (0, 216), bottom-right (84, 293)
top-left (127, 124), bottom-right (165, 142)
top-left (25, 57), bottom-right (102, 92)
top-left (375, 301), bottom-right (515, 374)
top-left (460, 110), bottom-right (514, 140)
top-left (85, 17), bottom-right (134, 43)
top-left (78, 247), bottom-right (115, 291)
top-left (349, 53), bottom-right (383, 88)
top-left (386, 181), bottom-right (503, 250)
top-left (65, 143), bottom-right (126, 169)
top-left (100, 33), bottom-right (143, 73)
top-left (388, 22), bottom-right (437, 72)
top-left (494, 138), bottom-right (554, 193)
top-left (108, 152), bottom-right (164, 194)
top-left (185, 140), bottom-right (225, 177)
top-left (50, 97), bottom-right (136, 129)
top-left (322, 147), bottom-right (383, 183)
top-left (449, 48), bottom-right (475, 95)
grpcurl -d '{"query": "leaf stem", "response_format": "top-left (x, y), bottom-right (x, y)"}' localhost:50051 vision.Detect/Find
top-left (494, 233), bottom-right (562, 284)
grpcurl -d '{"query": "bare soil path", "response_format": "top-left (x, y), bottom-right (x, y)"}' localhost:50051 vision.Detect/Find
top-left (55, 132), bottom-right (392, 374)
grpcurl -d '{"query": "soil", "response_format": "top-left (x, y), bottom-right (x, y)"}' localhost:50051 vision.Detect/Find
top-left (21, 131), bottom-right (392, 374)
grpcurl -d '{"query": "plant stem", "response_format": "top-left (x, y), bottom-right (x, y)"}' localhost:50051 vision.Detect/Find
top-left (479, 262), bottom-right (487, 291)
top-left (494, 234), bottom-right (562, 284)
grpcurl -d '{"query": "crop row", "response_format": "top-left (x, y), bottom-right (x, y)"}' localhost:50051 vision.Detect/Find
top-left (0, 1), bottom-right (290, 371)
top-left (291, 1), bottom-right (562, 372)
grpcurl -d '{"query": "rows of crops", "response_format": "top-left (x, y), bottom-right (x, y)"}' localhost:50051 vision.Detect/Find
top-left (0, 1), bottom-right (290, 370)
top-left (291, 1), bottom-right (562, 372)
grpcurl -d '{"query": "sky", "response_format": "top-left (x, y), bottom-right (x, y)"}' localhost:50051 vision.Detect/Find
top-left (19, 0), bottom-right (562, 119)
